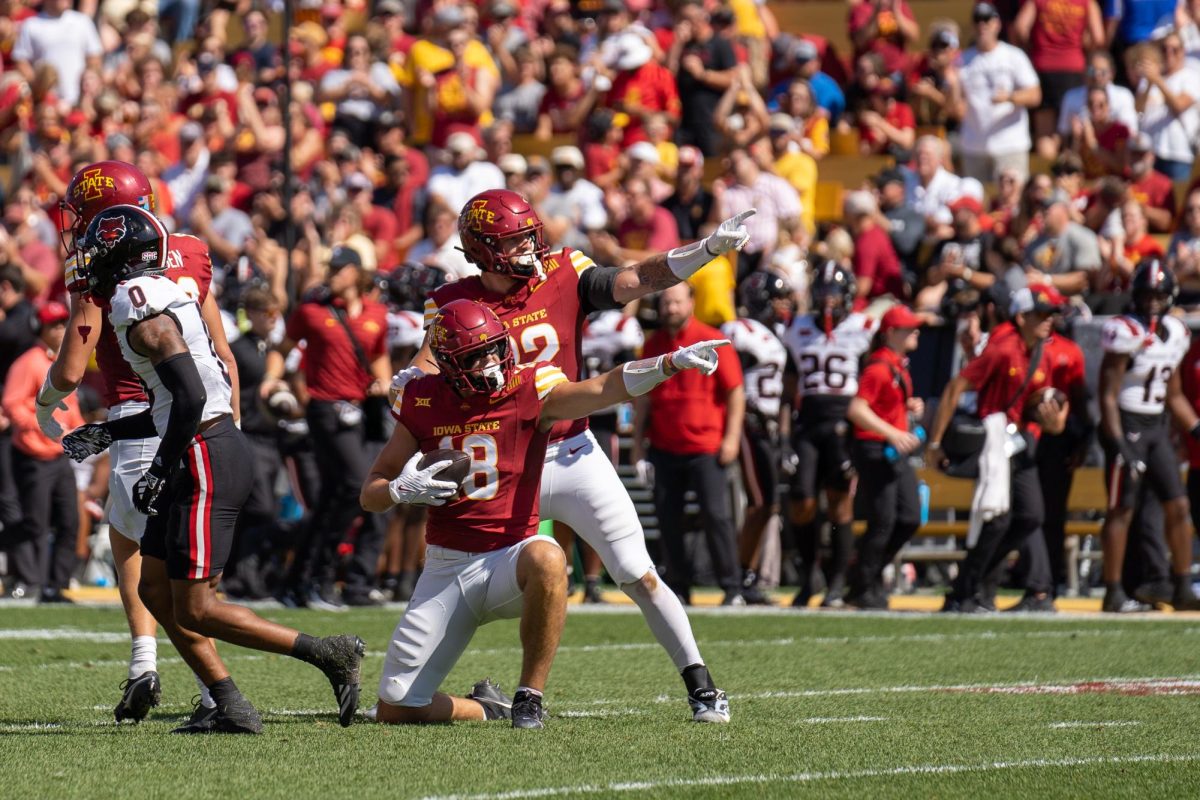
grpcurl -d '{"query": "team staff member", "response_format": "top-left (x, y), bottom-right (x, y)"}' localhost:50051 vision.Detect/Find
top-left (1, 302), bottom-right (84, 602)
top-left (844, 305), bottom-right (924, 610)
top-left (928, 284), bottom-right (1070, 613)
top-left (266, 246), bottom-right (393, 609)
top-left (632, 283), bottom-right (745, 605)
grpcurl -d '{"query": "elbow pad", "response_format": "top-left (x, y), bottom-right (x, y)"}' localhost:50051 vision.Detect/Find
top-left (666, 238), bottom-right (716, 280)
top-left (622, 355), bottom-right (670, 397)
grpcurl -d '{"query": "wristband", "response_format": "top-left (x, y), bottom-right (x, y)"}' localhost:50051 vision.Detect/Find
top-left (962, 267), bottom-right (974, 281)
top-left (665, 238), bottom-right (716, 280)
top-left (37, 373), bottom-right (71, 408)
top-left (621, 355), bottom-right (671, 396)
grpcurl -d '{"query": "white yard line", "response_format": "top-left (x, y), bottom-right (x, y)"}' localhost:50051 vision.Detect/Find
top-left (416, 753), bottom-right (1200, 800)
top-left (1048, 721), bottom-right (1143, 729)
top-left (0, 628), bottom-right (138, 643)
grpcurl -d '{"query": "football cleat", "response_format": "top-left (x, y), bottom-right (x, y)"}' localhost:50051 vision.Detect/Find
top-left (688, 687), bottom-right (730, 723)
top-left (467, 678), bottom-right (512, 721)
top-left (212, 692), bottom-right (263, 734)
top-left (1133, 580), bottom-right (1173, 608)
top-left (114, 670), bottom-right (161, 723)
top-left (511, 690), bottom-right (546, 729)
top-left (171, 696), bottom-right (219, 734)
top-left (312, 634), bottom-right (366, 727)
top-left (1171, 586), bottom-right (1200, 612)
top-left (1003, 594), bottom-right (1056, 613)
top-left (583, 580), bottom-right (605, 604)
top-left (1102, 588), bottom-right (1151, 614)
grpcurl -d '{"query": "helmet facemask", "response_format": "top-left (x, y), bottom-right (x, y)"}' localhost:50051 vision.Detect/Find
top-left (436, 336), bottom-right (515, 396)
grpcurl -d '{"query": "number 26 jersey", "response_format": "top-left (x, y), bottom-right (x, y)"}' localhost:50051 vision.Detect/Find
top-left (783, 312), bottom-right (878, 416)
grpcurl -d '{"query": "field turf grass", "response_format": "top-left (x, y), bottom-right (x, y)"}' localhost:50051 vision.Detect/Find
top-left (1, 604), bottom-right (1199, 799)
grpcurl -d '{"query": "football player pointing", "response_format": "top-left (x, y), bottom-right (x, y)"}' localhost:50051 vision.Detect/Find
top-left (398, 189), bottom-right (752, 722)
top-left (363, 299), bottom-right (726, 729)
top-left (1098, 260), bottom-right (1200, 612)
top-left (63, 206), bottom-right (368, 733)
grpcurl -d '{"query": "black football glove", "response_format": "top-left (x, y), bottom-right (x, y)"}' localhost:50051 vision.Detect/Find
top-left (61, 423), bottom-right (113, 462)
top-left (132, 458), bottom-right (171, 516)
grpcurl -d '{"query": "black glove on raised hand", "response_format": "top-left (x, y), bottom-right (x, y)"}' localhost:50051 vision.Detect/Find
top-left (61, 423), bottom-right (113, 462)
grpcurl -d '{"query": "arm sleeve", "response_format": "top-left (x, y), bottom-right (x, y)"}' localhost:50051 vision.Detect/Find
top-left (577, 265), bottom-right (625, 314)
top-left (103, 409), bottom-right (159, 440)
top-left (151, 352), bottom-right (208, 472)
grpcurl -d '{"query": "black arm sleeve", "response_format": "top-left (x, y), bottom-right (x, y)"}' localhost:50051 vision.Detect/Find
top-left (577, 266), bottom-right (625, 314)
top-left (102, 410), bottom-right (159, 441)
top-left (150, 352), bottom-right (208, 472)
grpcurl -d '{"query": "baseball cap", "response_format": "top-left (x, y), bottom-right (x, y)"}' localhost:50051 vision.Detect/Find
top-left (551, 146), bottom-right (585, 169)
top-left (179, 121), bottom-right (204, 143)
top-left (881, 304), bottom-right (923, 332)
top-left (37, 301), bottom-right (69, 327)
top-left (768, 113), bottom-right (797, 134)
top-left (873, 167), bottom-right (906, 189)
top-left (106, 132), bottom-right (133, 151)
top-left (433, 4), bottom-right (466, 27)
top-left (793, 39), bottom-right (818, 63)
top-left (627, 141), bottom-right (660, 164)
top-left (446, 131), bottom-right (480, 155)
top-left (948, 196), bottom-right (983, 216)
top-left (1010, 283), bottom-right (1067, 316)
top-left (844, 190), bottom-right (878, 217)
top-left (498, 153), bottom-right (528, 175)
top-left (931, 28), bottom-right (959, 49)
top-left (196, 52), bottom-right (219, 73)
top-left (973, 2), bottom-right (1000, 21)
top-left (984, 281), bottom-right (1012, 311)
top-left (376, 0), bottom-right (404, 15)
top-left (329, 245), bottom-right (363, 270)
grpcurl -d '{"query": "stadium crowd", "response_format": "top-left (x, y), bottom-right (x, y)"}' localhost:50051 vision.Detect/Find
top-left (1, 0), bottom-right (1200, 614)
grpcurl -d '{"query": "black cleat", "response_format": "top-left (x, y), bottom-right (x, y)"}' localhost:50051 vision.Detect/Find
top-left (213, 692), bottom-right (263, 734)
top-left (1004, 593), bottom-right (1056, 613)
top-left (688, 687), bottom-right (730, 723)
top-left (846, 587), bottom-right (888, 610)
top-left (172, 696), bottom-right (219, 734)
top-left (511, 690), bottom-right (546, 729)
top-left (114, 670), bottom-right (161, 723)
top-left (1102, 588), bottom-right (1151, 614)
top-left (1134, 580), bottom-right (1173, 608)
top-left (312, 634), bottom-right (366, 727)
top-left (1172, 587), bottom-right (1200, 612)
top-left (467, 678), bottom-right (512, 720)
top-left (583, 580), bottom-right (605, 604)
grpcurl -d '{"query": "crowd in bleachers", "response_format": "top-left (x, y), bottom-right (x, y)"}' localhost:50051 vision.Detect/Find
top-left (0, 0), bottom-right (1199, 606)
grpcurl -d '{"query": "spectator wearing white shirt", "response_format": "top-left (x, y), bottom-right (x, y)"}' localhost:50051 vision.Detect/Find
top-left (952, 2), bottom-right (1042, 183)
top-left (719, 147), bottom-right (802, 279)
top-left (1056, 51), bottom-right (1139, 145)
top-left (10, 0), bottom-right (102, 106)
top-left (540, 146), bottom-right (606, 252)
top-left (162, 121), bottom-right (210, 224)
top-left (904, 135), bottom-right (984, 230)
top-left (1134, 32), bottom-right (1200, 181)
top-left (407, 201), bottom-right (478, 281)
top-left (427, 132), bottom-right (506, 215)
top-left (317, 33), bottom-right (401, 149)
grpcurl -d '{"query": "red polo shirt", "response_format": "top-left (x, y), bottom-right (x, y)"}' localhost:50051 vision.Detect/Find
top-left (960, 328), bottom-right (1051, 435)
top-left (1043, 334), bottom-right (1086, 398)
top-left (852, 224), bottom-right (905, 306)
top-left (642, 317), bottom-right (743, 455)
top-left (1181, 336), bottom-right (1200, 468)
top-left (855, 347), bottom-right (912, 441)
top-left (286, 298), bottom-right (388, 402)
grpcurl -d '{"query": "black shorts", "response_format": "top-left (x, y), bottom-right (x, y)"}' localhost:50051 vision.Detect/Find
top-left (1038, 70), bottom-right (1084, 111)
top-left (141, 417), bottom-right (254, 581)
top-left (1104, 413), bottom-right (1185, 511)
top-left (790, 419), bottom-right (855, 500)
top-left (739, 422), bottom-right (780, 509)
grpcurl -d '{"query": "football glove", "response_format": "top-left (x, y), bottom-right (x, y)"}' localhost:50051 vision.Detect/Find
top-left (388, 453), bottom-right (459, 507)
top-left (669, 339), bottom-right (729, 377)
top-left (635, 458), bottom-right (654, 488)
top-left (62, 423), bottom-right (113, 462)
top-left (704, 209), bottom-right (755, 256)
top-left (132, 459), bottom-right (170, 516)
top-left (36, 398), bottom-right (68, 440)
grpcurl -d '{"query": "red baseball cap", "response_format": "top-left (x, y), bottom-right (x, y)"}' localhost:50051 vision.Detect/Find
top-left (881, 304), bottom-right (923, 331)
top-left (37, 301), bottom-right (70, 326)
top-left (1010, 283), bottom-right (1068, 315)
top-left (948, 195), bottom-right (983, 216)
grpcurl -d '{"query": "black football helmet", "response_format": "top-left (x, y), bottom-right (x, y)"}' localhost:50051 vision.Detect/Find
top-left (77, 204), bottom-right (168, 300)
top-left (1130, 257), bottom-right (1177, 322)
top-left (739, 270), bottom-right (793, 326)
top-left (810, 260), bottom-right (856, 330)
top-left (388, 262), bottom-right (447, 312)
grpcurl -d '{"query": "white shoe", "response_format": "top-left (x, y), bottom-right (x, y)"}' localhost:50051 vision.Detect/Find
top-left (688, 688), bottom-right (730, 723)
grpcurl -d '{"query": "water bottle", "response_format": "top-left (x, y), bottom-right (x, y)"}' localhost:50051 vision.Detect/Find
top-left (918, 479), bottom-right (930, 527)
top-left (884, 425), bottom-right (926, 463)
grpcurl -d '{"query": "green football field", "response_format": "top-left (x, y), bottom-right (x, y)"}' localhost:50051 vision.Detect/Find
top-left (2, 603), bottom-right (1199, 799)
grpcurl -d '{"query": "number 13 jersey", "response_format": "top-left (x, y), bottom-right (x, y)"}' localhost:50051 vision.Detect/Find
top-left (783, 312), bottom-right (878, 421)
top-left (1102, 314), bottom-right (1190, 415)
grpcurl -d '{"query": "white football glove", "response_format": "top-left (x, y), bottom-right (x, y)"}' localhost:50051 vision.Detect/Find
top-left (391, 365), bottom-right (426, 393)
top-left (704, 209), bottom-right (755, 256)
top-left (388, 452), bottom-right (459, 507)
top-left (62, 423), bottom-right (113, 462)
top-left (635, 458), bottom-right (654, 488)
top-left (668, 339), bottom-right (730, 377)
top-left (36, 399), bottom-right (68, 440)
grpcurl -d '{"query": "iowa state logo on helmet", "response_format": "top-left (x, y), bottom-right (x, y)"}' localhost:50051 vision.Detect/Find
top-left (96, 215), bottom-right (126, 247)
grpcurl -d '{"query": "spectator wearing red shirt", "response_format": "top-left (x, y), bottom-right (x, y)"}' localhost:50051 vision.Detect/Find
top-left (535, 46), bottom-right (593, 139)
top-left (846, 191), bottom-right (906, 306)
top-left (617, 177), bottom-right (681, 260)
top-left (1072, 87), bottom-right (1130, 179)
top-left (601, 35), bottom-right (681, 147)
top-left (632, 283), bottom-right (745, 603)
top-left (856, 80), bottom-right (915, 156)
top-left (845, 305), bottom-right (925, 609)
top-left (1126, 134), bottom-right (1176, 233)
top-left (1120, 201), bottom-right (1166, 280)
top-left (1180, 335), bottom-right (1200, 533)
top-left (928, 284), bottom-right (1070, 612)
top-left (267, 247), bottom-right (393, 609)
top-left (848, 0), bottom-right (920, 75)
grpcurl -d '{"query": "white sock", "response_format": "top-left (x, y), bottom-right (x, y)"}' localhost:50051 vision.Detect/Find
top-left (622, 575), bottom-right (702, 671)
top-left (515, 686), bottom-right (543, 698)
top-left (129, 636), bottom-right (157, 680)
top-left (196, 674), bottom-right (216, 708)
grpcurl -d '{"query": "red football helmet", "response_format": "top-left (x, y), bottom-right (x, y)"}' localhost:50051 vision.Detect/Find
top-left (60, 161), bottom-right (156, 256)
top-left (458, 189), bottom-right (547, 279)
top-left (429, 299), bottom-right (515, 396)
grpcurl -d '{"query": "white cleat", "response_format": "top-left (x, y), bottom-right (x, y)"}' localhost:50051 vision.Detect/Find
top-left (689, 688), bottom-right (730, 723)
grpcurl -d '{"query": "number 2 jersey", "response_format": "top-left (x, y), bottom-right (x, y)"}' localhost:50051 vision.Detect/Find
top-left (720, 317), bottom-right (787, 420)
top-left (783, 312), bottom-right (878, 424)
top-left (108, 275), bottom-right (233, 436)
top-left (395, 361), bottom-right (568, 552)
top-left (68, 233), bottom-right (214, 408)
top-left (424, 247), bottom-right (607, 443)
top-left (1101, 314), bottom-right (1190, 416)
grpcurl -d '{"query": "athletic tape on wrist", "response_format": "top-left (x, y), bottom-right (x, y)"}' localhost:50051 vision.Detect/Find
top-left (666, 238), bottom-right (716, 280)
top-left (37, 373), bottom-right (71, 407)
top-left (622, 355), bottom-right (670, 396)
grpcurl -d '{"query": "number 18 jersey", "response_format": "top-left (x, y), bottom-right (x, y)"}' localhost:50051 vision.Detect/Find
top-left (1102, 314), bottom-right (1191, 415)
top-left (783, 312), bottom-right (878, 422)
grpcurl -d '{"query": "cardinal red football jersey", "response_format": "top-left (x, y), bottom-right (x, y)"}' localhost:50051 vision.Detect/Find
top-left (394, 361), bottom-right (568, 552)
top-left (424, 248), bottom-right (595, 442)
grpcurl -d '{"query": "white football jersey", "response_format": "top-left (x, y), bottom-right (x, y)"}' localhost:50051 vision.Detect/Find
top-left (722, 317), bottom-right (787, 418)
top-left (108, 275), bottom-right (233, 435)
top-left (388, 309), bottom-right (425, 351)
top-left (783, 312), bottom-right (878, 398)
top-left (1102, 314), bottom-right (1191, 415)
top-left (581, 310), bottom-right (644, 377)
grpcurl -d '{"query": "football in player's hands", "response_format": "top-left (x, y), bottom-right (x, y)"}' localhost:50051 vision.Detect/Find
top-left (1024, 387), bottom-right (1068, 422)
top-left (417, 448), bottom-right (472, 492)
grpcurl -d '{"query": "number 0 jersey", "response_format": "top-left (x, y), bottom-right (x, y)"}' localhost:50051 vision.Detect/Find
top-left (395, 361), bottom-right (568, 552)
top-left (108, 275), bottom-right (233, 436)
top-left (1101, 314), bottom-right (1191, 415)
top-left (783, 312), bottom-right (878, 422)
top-left (721, 317), bottom-right (787, 419)
top-left (425, 247), bottom-right (597, 443)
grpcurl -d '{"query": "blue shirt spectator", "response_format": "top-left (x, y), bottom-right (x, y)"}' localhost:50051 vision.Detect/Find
top-left (1103, 0), bottom-right (1176, 44)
